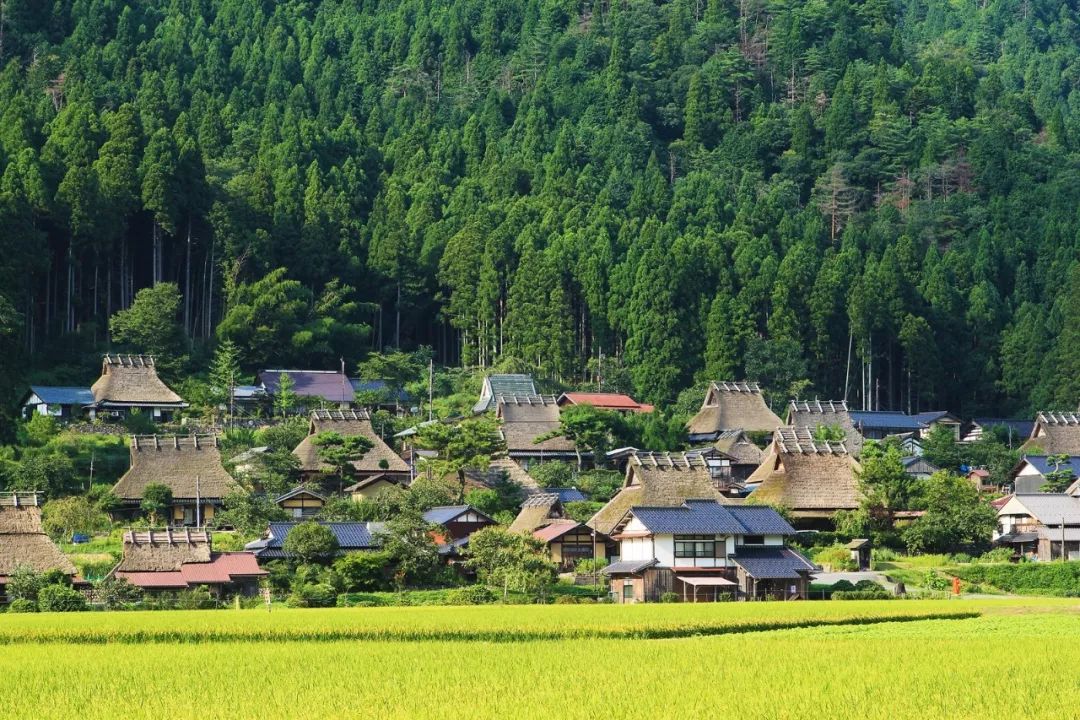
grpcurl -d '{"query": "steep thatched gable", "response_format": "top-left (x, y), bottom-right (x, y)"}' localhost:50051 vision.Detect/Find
top-left (497, 395), bottom-right (575, 455)
top-left (786, 399), bottom-right (864, 456)
top-left (293, 410), bottom-right (409, 475)
top-left (1023, 412), bottom-right (1080, 455)
top-left (116, 529), bottom-right (213, 571)
top-left (687, 382), bottom-right (783, 437)
top-left (588, 452), bottom-right (737, 535)
top-left (112, 435), bottom-right (242, 502)
top-left (0, 493), bottom-right (78, 580)
top-left (509, 493), bottom-right (565, 533)
top-left (91, 354), bottom-right (185, 407)
top-left (747, 427), bottom-right (862, 517)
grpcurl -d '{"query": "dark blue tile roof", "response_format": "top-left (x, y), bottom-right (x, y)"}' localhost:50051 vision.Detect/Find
top-left (28, 386), bottom-right (94, 406)
top-left (973, 418), bottom-right (1034, 439)
top-left (248, 522), bottom-right (380, 557)
top-left (727, 506), bottom-right (796, 535)
top-left (1023, 455), bottom-right (1080, 477)
top-left (731, 546), bottom-right (815, 579)
top-left (544, 488), bottom-right (586, 503)
top-left (629, 500), bottom-right (794, 537)
top-left (601, 559), bottom-right (658, 575)
top-left (849, 410), bottom-right (924, 431)
top-left (422, 505), bottom-right (473, 525)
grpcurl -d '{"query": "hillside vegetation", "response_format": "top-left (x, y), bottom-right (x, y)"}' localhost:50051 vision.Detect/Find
top-left (0, 0), bottom-right (1078, 417)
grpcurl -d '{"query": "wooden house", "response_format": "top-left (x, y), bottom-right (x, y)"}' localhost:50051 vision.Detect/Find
top-left (913, 411), bottom-right (964, 440)
top-left (112, 529), bottom-right (266, 597)
top-left (1022, 412), bottom-right (1080, 455)
top-left (20, 386), bottom-right (93, 419)
top-left (422, 506), bottom-right (496, 559)
top-left (474, 373), bottom-right (538, 414)
top-left (274, 487), bottom-right (326, 519)
top-left (588, 452), bottom-right (740, 539)
top-left (967, 468), bottom-right (995, 493)
top-left (0, 492), bottom-right (79, 599)
top-left (686, 382), bottom-right (782, 442)
top-left (510, 494), bottom-right (608, 570)
top-left (901, 456), bottom-right (939, 480)
top-left (1008, 456), bottom-right (1080, 495)
top-left (556, 392), bottom-right (653, 414)
top-left (245, 521), bottom-right (384, 560)
top-left (786, 400), bottom-right (864, 456)
top-left (746, 427), bottom-right (863, 528)
top-left (293, 409), bottom-right (410, 483)
top-left (344, 474), bottom-right (408, 502)
top-left (257, 369), bottom-right (355, 409)
top-left (711, 429), bottom-right (766, 483)
top-left (89, 355), bottom-right (187, 421)
top-left (111, 435), bottom-right (243, 526)
top-left (497, 395), bottom-right (577, 468)
top-left (603, 500), bottom-right (814, 603)
top-left (995, 494), bottom-right (1080, 561)
top-left (847, 539), bottom-right (872, 571)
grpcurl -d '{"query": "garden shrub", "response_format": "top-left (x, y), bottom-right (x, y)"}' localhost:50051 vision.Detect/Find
top-left (812, 544), bottom-right (857, 571)
top-left (978, 548), bottom-right (1015, 563)
top-left (554, 595), bottom-right (579, 604)
top-left (659, 592), bottom-right (680, 603)
top-left (952, 561), bottom-right (1080, 596)
top-left (287, 583), bottom-right (338, 608)
top-left (829, 580), bottom-right (856, 592)
top-left (38, 584), bottom-right (88, 612)
top-left (949, 553), bottom-right (973, 564)
top-left (832, 590), bottom-right (894, 600)
top-left (7, 598), bottom-right (38, 613)
top-left (444, 585), bottom-right (497, 605)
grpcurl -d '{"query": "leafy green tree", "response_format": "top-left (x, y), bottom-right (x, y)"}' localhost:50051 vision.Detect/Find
top-left (1041, 455), bottom-right (1077, 493)
top-left (415, 417), bottom-right (504, 501)
top-left (536, 405), bottom-right (619, 470)
top-left (108, 283), bottom-right (187, 375)
top-left (375, 510), bottom-right (443, 590)
top-left (41, 496), bottom-right (109, 541)
top-left (902, 472), bottom-right (996, 555)
top-left (312, 431), bottom-right (373, 492)
top-left (857, 442), bottom-right (915, 530)
top-left (208, 339), bottom-right (242, 420)
top-left (465, 526), bottom-right (557, 600)
top-left (282, 521), bottom-right (339, 564)
top-left (273, 373), bottom-right (298, 418)
top-left (140, 483), bottom-right (173, 526)
top-left (214, 491), bottom-right (287, 539)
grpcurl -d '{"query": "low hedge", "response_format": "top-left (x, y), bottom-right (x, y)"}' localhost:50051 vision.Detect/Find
top-left (951, 561), bottom-right (1080, 596)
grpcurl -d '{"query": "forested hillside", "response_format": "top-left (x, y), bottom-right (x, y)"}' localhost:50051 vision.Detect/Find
top-left (0, 0), bottom-right (1078, 416)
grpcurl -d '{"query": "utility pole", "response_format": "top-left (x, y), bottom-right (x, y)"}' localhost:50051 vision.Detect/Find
top-left (195, 475), bottom-right (202, 528)
top-left (428, 358), bottom-right (433, 422)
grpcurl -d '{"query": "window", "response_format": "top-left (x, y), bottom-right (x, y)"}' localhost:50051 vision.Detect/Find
top-left (742, 535), bottom-right (764, 545)
top-left (622, 584), bottom-right (634, 600)
top-left (674, 535), bottom-right (716, 558)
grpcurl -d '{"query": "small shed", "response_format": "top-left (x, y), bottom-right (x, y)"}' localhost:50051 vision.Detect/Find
top-left (847, 538), bottom-right (871, 571)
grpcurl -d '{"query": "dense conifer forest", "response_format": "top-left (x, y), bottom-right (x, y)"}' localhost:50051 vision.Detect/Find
top-left (0, 0), bottom-right (1078, 419)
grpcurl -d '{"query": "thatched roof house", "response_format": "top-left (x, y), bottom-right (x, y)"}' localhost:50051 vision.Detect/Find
top-left (588, 452), bottom-right (739, 536)
top-left (0, 492), bottom-right (78, 586)
top-left (712, 429), bottom-right (766, 482)
top-left (747, 427), bottom-right (863, 524)
top-left (464, 457), bottom-right (542, 495)
top-left (113, 529), bottom-right (266, 593)
top-left (687, 382), bottom-right (782, 441)
top-left (1023, 412), bottom-right (1080, 455)
top-left (497, 395), bottom-right (576, 463)
top-left (90, 354), bottom-right (186, 420)
top-left (112, 435), bottom-right (243, 524)
top-left (293, 409), bottom-right (410, 478)
top-left (510, 493), bottom-right (607, 570)
top-left (509, 493), bottom-right (566, 533)
top-left (786, 399), bottom-right (864, 456)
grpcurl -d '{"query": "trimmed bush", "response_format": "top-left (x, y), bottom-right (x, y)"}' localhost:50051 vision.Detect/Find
top-left (832, 590), bottom-right (894, 600)
top-left (7, 598), bottom-right (38, 613)
top-left (659, 592), bottom-right (680, 603)
top-left (952, 561), bottom-right (1080, 596)
top-left (38, 584), bottom-right (88, 612)
top-left (287, 583), bottom-right (338, 608)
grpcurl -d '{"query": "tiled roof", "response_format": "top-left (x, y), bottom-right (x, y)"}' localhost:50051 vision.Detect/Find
top-left (1021, 455), bottom-right (1080, 477)
top-left (258, 370), bottom-right (355, 403)
top-left (116, 552), bottom-right (266, 588)
top-left (731, 546), bottom-right (815, 579)
top-left (474, 374), bottom-right (538, 413)
top-left (1002, 494), bottom-right (1080, 525)
top-left (422, 505), bottom-right (492, 526)
top-left (543, 488), bottom-right (586, 503)
top-left (533, 519), bottom-right (585, 543)
top-left (601, 559), bottom-right (658, 575)
top-left (26, 386), bottom-right (94, 406)
top-left (626, 501), bottom-right (795, 536)
top-left (971, 418), bottom-right (1034, 438)
top-left (246, 521), bottom-right (382, 558)
top-left (849, 410), bottom-right (925, 432)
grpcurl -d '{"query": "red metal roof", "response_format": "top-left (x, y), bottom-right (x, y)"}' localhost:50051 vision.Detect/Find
top-left (533, 520), bottom-right (585, 543)
top-left (558, 392), bottom-right (654, 413)
top-left (117, 552), bottom-right (266, 590)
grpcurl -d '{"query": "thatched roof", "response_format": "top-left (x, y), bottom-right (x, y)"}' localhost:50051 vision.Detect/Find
top-left (293, 410), bottom-right (409, 475)
top-left (497, 396), bottom-right (575, 454)
top-left (713, 429), bottom-right (765, 466)
top-left (116, 529), bottom-right (212, 572)
top-left (588, 452), bottom-right (738, 535)
top-left (747, 427), bottom-right (862, 515)
top-left (687, 382), bottom-right (783, 436)
top-left (113, 435), bottom-right (242, 502)
top-left (0, 494), bottom-right (78, 580)
top-left (1023, 412), bottom-right (1080, 455)
top-left (786, 399), bottom-right (864, 455)
top-left (91, 354), bottom-right (186, 407)
top-left (464, 457), bottom-right (542, 495)
top-left (509, 493), bottom-right (564, 533)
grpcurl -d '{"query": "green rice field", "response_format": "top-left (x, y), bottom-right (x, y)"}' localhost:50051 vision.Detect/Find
top-left (1, 599), bottom-right (1076, 719)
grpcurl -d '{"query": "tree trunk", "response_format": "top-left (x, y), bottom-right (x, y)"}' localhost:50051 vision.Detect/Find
top-left (395, 280), bottom-right (401, 349)
top-left (184, 217), bottom-right (192, 336)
